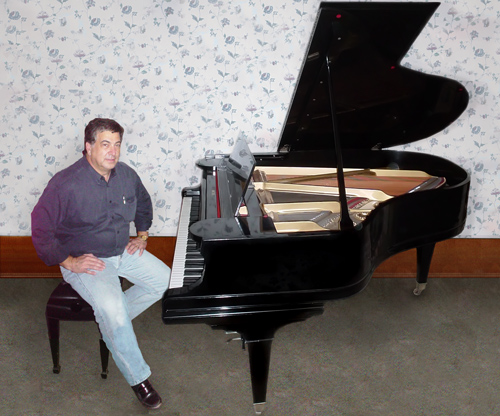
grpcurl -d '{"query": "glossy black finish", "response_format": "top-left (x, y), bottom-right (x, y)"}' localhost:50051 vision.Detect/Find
top-left (279, 2), bottom-right (469, 152)
top-left (178, 149), bottom-right (468, 301)
top-left (162, 2), bottom-right (470, 411)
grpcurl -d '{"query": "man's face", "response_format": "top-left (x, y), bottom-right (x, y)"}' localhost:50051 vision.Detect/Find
top-left (85, 130), bottom-right (122, 177)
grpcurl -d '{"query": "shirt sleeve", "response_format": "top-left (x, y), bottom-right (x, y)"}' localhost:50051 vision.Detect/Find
top-left (31, 183), bottom-right (70, 266)
top-left (134, 176), bottom-right (153, 232)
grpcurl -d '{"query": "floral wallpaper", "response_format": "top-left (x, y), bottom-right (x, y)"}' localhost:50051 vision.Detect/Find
top-left (0, 0), bottom-right (498, 238)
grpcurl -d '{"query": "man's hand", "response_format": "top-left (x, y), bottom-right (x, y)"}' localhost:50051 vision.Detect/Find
top-left (60, 254), bottom-right (106, 275)
top-left (126, 236), bottom-right (147, 257)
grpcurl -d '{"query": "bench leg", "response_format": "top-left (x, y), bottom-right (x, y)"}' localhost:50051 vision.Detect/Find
top-left (46, 316), bottom-right (61, 374)
top-left (99, 338), bottom-right (110, 379)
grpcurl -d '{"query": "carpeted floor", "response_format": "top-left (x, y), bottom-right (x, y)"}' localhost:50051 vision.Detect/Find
top-left (2, 277), bottom-right (500, 416)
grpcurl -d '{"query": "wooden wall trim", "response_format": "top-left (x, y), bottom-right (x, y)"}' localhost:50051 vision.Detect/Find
top-left (0, 236), bottom-right (499, 278)
top-left (373, 238), bottom-right (500, 278)
top-left (0, 236), bottom-right (175, 278)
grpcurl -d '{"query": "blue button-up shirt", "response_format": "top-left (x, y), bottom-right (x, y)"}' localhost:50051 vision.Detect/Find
top-left (31, 156), bottom-right (153, 266)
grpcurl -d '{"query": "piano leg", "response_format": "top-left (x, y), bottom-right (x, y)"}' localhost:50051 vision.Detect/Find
top-left (210, 306), bottom-right (323, 413)
top-left (413, 242), bottom-right (436, 296)
top-left (245, 337), bottom-right (273, 415)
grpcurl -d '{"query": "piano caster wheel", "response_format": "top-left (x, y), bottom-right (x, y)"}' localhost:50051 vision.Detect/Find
top-left (253, 402), bottom-right (266, 415)
top-left (53, 365), bottom-right (61, 374)
top-left (413, 282), bottom-right (427, 296)
top-left (101, 370), bottom-right (108, 379)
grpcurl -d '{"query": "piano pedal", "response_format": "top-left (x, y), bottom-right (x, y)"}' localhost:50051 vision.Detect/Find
top-left (413, 282), bottom-right (427, 296)
top-left (225, 333), bottom-right (246, 349)
top-left (226, 335), bottom-right (242, 343)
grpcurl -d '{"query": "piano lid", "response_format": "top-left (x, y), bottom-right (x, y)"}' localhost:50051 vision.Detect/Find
top-left (278, 2), bottom-right (469, 152)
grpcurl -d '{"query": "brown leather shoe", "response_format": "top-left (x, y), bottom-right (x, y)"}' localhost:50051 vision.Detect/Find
top-left (131, 379), bottom-right (162, 409)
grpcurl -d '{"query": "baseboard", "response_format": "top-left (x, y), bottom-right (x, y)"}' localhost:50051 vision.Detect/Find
top-left (0, 236), bottom-right (175, 278)
top-left (373, 238), bottom-right (500, 278)
top-left (0, 236), bottom-right (499, 279)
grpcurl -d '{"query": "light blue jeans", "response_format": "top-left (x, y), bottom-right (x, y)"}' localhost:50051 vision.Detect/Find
top-left (60, 249), bottom-right (170, 386)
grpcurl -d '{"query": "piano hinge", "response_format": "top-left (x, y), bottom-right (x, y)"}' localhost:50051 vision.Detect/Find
top-left (278, 144), bottom-right (291, 153)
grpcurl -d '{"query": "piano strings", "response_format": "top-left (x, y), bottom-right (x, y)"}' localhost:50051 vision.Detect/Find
top-left (251, 166), bottom-right (446, 233)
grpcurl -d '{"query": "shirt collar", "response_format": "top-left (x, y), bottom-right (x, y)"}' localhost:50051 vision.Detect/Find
top-left (81, 156), bottom-right (117, 184)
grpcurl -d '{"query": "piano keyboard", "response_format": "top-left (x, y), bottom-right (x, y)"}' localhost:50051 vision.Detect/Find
top-left (169, 195), bottom-right (204, 290)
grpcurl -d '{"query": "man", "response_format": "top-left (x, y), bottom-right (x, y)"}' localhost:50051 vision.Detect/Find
top-left (31, 118), bottom-right (170, 409)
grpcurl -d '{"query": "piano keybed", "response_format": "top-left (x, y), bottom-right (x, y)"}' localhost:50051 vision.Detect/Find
top-left (168, 194), bottom-right (204, 293)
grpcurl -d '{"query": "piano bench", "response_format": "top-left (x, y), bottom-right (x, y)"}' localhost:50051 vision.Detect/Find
top-left (45, 280), bottom-right (114, 379)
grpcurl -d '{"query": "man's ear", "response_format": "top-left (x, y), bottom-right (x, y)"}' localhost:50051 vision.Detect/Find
top-left (85, 142), bottom-right (92, 155)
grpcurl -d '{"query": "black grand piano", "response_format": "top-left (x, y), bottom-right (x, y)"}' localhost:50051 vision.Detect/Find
top-left (162, 2), bottom-right (469, 413)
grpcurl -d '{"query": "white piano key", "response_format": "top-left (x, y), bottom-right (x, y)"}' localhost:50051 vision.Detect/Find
top-left (170, 197), bottom-right (193, 288)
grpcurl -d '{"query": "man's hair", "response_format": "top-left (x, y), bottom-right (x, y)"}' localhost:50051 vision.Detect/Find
top-left (83, 118), bottom-right (124, 155)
